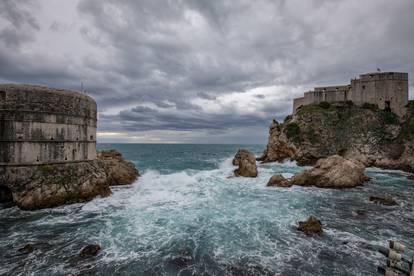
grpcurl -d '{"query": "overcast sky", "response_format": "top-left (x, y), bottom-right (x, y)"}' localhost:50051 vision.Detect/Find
top-left (1, 0), bottom-right (414, 144)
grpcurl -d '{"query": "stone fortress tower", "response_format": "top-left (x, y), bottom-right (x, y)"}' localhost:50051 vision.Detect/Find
top-left (0, 84), bottom-right (108, 209)
top-left (293, 72), bottom-right (409, 117)
top-left (0, 84), bottom-right (97, 165)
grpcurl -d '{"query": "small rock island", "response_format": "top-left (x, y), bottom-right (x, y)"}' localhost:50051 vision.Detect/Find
top-left (0, 84), bottom-right (139, 209)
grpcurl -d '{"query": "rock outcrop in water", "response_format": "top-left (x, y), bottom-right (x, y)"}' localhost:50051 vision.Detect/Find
top-left (297, 216), bottom-right (323, 235)
top-left (1, 150), bottom-right (139, 210)
top-left (232, 149), bottom-right (258, 177)
top-left (369, 196), bottom-right (397, 206)
top-left (266, 174), bottom-right (292, 187)
top-left (79, 244), bottom-right (101, 258)
top-left (259, 101), bottom-right (414, 173)
top-left (290, 155), bottom-right (369, 188)
top-left (98, 150), bottom-right (140, 186)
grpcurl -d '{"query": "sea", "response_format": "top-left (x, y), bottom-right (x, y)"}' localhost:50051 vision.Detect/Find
top-left (0, 144), bottom-right (413, 275)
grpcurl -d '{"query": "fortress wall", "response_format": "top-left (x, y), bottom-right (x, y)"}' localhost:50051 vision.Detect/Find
top-left (0, 85), bottom-right (97, 166)
top-left (294, 72), bottom-right (409, 116)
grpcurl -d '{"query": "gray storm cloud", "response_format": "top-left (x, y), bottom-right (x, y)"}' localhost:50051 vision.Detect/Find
top-left (1, 0), bottom-right (414, 143)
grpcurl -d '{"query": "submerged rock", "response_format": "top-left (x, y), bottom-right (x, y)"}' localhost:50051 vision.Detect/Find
top-left (98, 150), bottom-right (140, 186)
top-left (79, 244), bottom-right (101, 258)
top-left (232, 149), bottom-right (258, 178)
top-left (297, 216), bottom-right (323, 235)
top-left (369, 196), bottom-right (397, 206)
top-left (290, 155), bottom-right (368, 188)
top-left (18, 244), bottom-right (34, 254)
top-left (266, 174), bottom-right (292, 187)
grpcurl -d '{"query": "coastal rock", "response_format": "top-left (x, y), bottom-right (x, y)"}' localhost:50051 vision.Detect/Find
top-left (4, 160), bottom-right (111, 210)
top-left (266, 174), bottom-right (292, 187)
top-left (297, 216), bottom-right (323, 235)
top-left (98, 150), bottom-right (140, 186)
top-left (79, 244), bottom-right (101, 258)
top-left (290, 155), bottom-right (368, 188)
top-left (18, 244), bottom-right (35, 254)
top-left (369, 196), bottom-right (397, 206)
top-left (258, 121), bottom-right (296, 163)
top-left (261, 102), bottom-right (414, 173)
top-left (1, 150), bottom-right (139, 210)
top-left (232, 149), bottom-right (258, 177)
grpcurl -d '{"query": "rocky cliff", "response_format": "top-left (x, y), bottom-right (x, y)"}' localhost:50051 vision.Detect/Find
top-left (259, 101), bottom-right (414, 172)
top-left (0, 150), bottom-right (139, 210)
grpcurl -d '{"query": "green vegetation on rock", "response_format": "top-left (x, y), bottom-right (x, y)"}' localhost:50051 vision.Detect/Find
top-left (285, 122), bottom-right (301, 142)
top-left (39, 165), bottom-right (55, 174)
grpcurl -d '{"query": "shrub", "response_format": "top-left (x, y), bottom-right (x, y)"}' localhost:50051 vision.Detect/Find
top-left (379, 110), bottom-right (398, 125)
top-left (345, 100), bottom-right (354, 106)
top-left (284, 115), bottom-right (292, 123)
top-left (285, 122), bottom-right (300, 140)
top-left (318, 101), bottom-right (331, 109)
top-left (362, 102), bottom-right (378, 111)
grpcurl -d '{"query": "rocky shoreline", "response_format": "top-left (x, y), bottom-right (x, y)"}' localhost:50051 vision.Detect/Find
top-left (0, 149), bottom-right (139, 210)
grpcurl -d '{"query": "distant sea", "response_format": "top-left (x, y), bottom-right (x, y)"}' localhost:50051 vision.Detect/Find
top-left (0, 144), bottom-right (413, 275)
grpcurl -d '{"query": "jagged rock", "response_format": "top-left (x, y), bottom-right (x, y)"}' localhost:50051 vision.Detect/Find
top-left (258, 121), bottom-right (296, 163)
top-left (266, 174), bottom-right (292, 187)
top-left (232, 149), bottom-right (258, 177)
top-left (297, 216), bottom-right (323, 235)
top-left (290, 155), bottom-right (368, 188)
top-left (18, 244), bottom-right (34, 254)
top-left (79, 244), bottom-right (101, 258)
top-left (369, 196), bottom-right (397, 206)
top-left (98, 150), bottom-right (140, 186)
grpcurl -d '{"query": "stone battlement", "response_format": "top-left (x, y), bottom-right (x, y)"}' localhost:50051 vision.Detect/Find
top-left (293, 72), bottom-right (409, 117)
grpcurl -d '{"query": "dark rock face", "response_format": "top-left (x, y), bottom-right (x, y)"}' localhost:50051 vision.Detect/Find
top-left (297, 216), bottom-right (323, 235)
top-left (79, 244), bottom-right (101, 258)
top-left (18, 244), bottom-right (35, 254)
top-left (232, 149), bottom-right (258, 177)
top-left (266, 174), bottom-right (292, 187)
top-left (0, 186), bottom-right (13, 203)
top-left (1, 150), bottom-right (138, 210)
top-left (369, 196), bottom-right (397, 206)
top-left (260, 102), bottom-right (414, 173)
top-left (290, 155), bottom-right (369, 188)
top-left (98, 150), bottom-right (140, 186)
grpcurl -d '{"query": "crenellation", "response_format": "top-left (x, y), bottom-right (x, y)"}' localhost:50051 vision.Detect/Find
top-left (293, 72), bottom-right (409, 117)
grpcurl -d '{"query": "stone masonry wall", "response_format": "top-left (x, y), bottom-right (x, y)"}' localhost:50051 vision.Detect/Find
top-left (0, 84), bottom-right (97, 165)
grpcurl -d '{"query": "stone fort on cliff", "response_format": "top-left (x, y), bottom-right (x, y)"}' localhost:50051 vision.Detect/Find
top-left (293, 72), bottom-right (409, 117)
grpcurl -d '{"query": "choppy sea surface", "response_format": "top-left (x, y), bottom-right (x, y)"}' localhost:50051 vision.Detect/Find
top-left (0, 144), bottom-right (413, 275)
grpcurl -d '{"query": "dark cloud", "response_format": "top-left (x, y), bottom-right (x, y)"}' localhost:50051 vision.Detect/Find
top-left (1, 0), bottom-right (414, 143)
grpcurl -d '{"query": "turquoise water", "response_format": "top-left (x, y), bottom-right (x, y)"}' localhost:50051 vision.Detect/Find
top-left (0, 144), bottom-right (413, 275)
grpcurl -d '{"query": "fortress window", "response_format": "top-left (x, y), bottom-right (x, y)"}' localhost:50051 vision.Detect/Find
top-left (362, 85), bottom-right (366, 90)
top-left (90, 135), bottom-right (93, 140)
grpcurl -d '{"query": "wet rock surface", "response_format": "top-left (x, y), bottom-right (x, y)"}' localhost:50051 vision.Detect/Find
top-left (232, 149), bottom-right (258, 178)
top-left (79, 244), bottom-right (101, 258)
top-left (369, 196), bottom-right (397, 206)
top-left (266, 174), bottom-right (292, 187)
top-left (18, 244), bottom-right (35, 254)
top-left (297, 216), bottom-right (323, 235)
